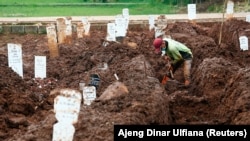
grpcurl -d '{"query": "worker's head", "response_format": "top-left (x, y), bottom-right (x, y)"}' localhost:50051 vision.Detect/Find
top-left (153, 38), bottom-right (166, 54)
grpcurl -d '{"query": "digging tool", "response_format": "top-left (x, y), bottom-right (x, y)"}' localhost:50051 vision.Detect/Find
top-left (161, 60), bottom-right (174, 85)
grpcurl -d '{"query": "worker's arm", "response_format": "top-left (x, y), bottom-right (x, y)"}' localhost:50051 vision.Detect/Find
top-left (169, 48), bottom-right (183, 65)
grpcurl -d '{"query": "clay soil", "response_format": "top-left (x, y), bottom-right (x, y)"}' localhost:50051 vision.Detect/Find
top-left (0, 18), bottom-right (250, 141)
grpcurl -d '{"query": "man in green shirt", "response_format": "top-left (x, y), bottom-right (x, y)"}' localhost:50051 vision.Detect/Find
top-left (153, 37), bottom-right (193, 86)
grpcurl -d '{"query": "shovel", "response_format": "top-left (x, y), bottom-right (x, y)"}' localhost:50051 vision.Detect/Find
top-left (161, 60), bottom-right (174, 85)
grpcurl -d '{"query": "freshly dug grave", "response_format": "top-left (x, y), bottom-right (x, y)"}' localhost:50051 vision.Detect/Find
top-left (0, 18), bottom-right (249, 141)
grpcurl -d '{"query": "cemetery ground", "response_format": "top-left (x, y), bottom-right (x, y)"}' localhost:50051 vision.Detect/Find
top-left (0, 18), bottom-right (250, 140)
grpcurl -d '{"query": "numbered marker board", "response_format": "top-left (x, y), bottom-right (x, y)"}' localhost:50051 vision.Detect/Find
top-left (122, 8), bottom-right (129, 30)
top-left (7, 43), bottom-right (23, 78)
top-left (239, 36), bottom-right (249, 51)
top-left (76, 22), bottom-right (84, 38)
top-left (188, 4), bottom-right (196, 20)
top-left (149, 15), bottom-right (155, 31)
top-left (83, 86), bottom-right (96, 106)
top-left (115, 15), bottom-right (126, 37)
top-left (226, 1), bottom-right (234, 14)
top-left (46, 24), bottom-right (59, 58)
top-left (226, 1), bottom-right (234, 19)
top-left (82, 17), bottom-right (91, 35)
top-left (246, 15), bottom-right (250, 22)
top-left (88, 74), bottom-right (100, 89)
top-left (56, 18), bottom-right (66, 44)
top-left (154, 15), bottom-right (167, 38)
top-left (52, 123), bottom-right (75, 141)
top-left (54, 96), bottom-right (81, 124)
top-left (106, 23), bottom-right (116, 41)
top-left (65, 17), bottom-right (72, 36)
top-left (53, 89), bottom-right (82, 123)
top-left (35, 56), bottom-right (46, 79)
top-left (53, 89), bottom-right (82, 141)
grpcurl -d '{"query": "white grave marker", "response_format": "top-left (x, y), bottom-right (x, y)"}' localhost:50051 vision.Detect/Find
top-left (239, 36), bottom-right (249, 51)
top-left (7, 43), bottom-right (23, 78)
top-left (188, 4), bottom-right (196, 20)
top-left (82, 17), bottom-right (91, 36)
top-left (149, 15), bottom-right (155, 31)
top-left (106, 23), bottom-right (116, 41)
top-left (226, 1), bottom-right (234, 14)
top-left (122, 8), bottom-right (129, 30)
top-left (35, 56), bottom-right (46, 79)
top-left (53, 89), bottom-right (82, 141)
top-left (115, 15), bottom-right (126, 37)
top-left (154, 15), bottom-right (167, 38)
top-left (246, 15), bottom-right (250, 22)
top-left (83, 86), bottom-right (96, 106)
top-left (65, 18), bottom-right (72, 36)
top-left (52, 123), bottom-right (75, 141)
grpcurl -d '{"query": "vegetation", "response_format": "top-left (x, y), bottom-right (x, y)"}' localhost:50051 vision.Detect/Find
top-left (0, 0), bottom-right (248, 17)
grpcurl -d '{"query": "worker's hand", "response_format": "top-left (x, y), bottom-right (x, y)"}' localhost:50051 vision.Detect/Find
top-left (163, 56), bottom-right (170, 61)
top-left (168, 63), bottom-right (174, 71)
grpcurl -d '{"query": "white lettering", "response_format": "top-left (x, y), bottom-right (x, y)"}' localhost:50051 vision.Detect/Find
top-left (208, 129), bottom-right (244, 137)
top-left (147, 129), bottom-right (170, 136)
top-left (118, 129), bottom-right (144, 138)
top-left (173, 129), bottom-right (203, 136)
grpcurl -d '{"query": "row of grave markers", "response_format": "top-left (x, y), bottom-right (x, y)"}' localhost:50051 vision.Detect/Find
top-left (46, 8), bottom-right (129, 58)
top-left (45, 4), bottom-right (250, 59)
top-left (147, 1), bottom-right (250, 34)
top-left (7, 43), bottom-right (46, 78)
top-left (7, 34), bottom-right (248, 80)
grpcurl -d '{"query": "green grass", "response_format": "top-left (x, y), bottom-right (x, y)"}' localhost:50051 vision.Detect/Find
top-left (0, 0), bottom-right (177, 17)
top-left (0, 0), bottom-right (84, 4)
top-left (0, 4), bottom-right (175, 17)
top-left (0, 0), bottom-right (148, 5)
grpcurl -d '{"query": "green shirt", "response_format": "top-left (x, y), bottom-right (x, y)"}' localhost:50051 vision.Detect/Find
top-left (162, 38), bottom-right (193, 64)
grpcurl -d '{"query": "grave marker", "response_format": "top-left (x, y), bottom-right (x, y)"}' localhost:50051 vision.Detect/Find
top-left (52, 89), bottom-right (81, 141)
top-left (188, 4), bottom-right (196, 20)
top-left (154, 15), bottom-right (167, 38)
top-left (106, 23), bottom-right (116, 41)
top-left (76, 22), bottom-right (84, 38)
top-left (82, 17), bottom-right (91, 36)
top-left (246, 15), bottom-right (250, 22)
top-left (239, 36), bottom-right (249, 51)
top-left (83, 86), bottom-right (96, 106)
top-left (7, 43), bottom-right (23, 78)
top-left (65, 17), bottom-right (72, 44)
top-left (115, 14), bottom-right (126, 41)
top-left (56, 18), bottom-right (66, 44)
top-left (34, 56), bottom-right (46, 79)
top-left (46, 24), bottom-right (59, 58)
top-left (88, 74), bottom-right (100, 90)
top-left (52, 123), bottom-right (75, 141)
top-left (226, 1), bottom-right (234, 19)
top-left (122, 8), bottom-right (129, 30)
top-left (149, 15), bottom-right (155, 31)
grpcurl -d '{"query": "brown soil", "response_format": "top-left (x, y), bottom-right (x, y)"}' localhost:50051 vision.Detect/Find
top-left (0, 18), bottom-right (250, 141)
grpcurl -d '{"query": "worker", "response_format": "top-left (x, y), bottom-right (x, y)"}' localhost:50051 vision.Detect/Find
top-left (153, 37), bottom-right (193, 86)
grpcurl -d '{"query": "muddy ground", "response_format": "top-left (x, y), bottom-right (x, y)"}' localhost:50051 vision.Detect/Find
top-left (0, 18), bottom-right (250, 141)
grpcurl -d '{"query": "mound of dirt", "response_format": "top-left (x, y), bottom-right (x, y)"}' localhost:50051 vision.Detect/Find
top-left (0, 18), bottom-right (249, 141)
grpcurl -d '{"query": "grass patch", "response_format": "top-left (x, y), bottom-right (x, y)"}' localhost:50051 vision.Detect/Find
top-left (0, 4), bottom-right (174, 17)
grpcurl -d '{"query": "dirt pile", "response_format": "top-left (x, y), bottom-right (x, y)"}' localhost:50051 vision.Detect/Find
top-left (0, 18), bottom-right (249, 141)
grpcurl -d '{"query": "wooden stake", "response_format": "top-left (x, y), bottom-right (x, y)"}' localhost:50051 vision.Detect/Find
top-left (219, 0), bottom-right (228, 46)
